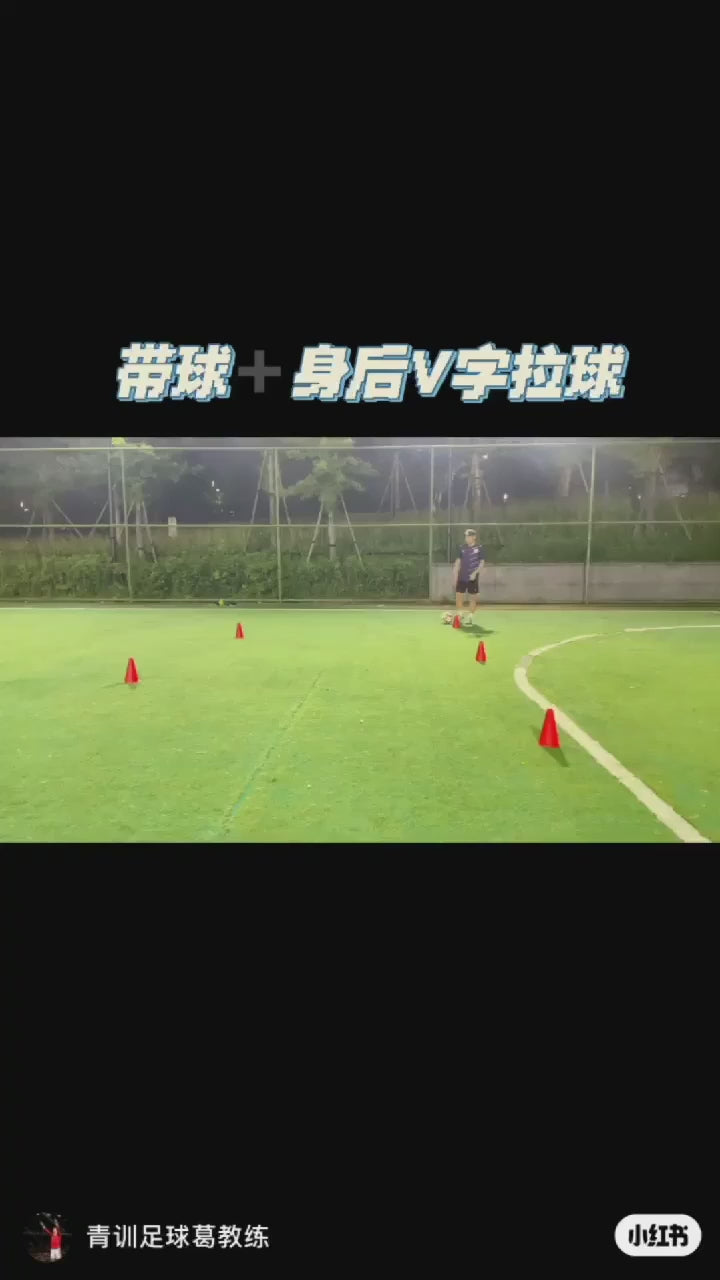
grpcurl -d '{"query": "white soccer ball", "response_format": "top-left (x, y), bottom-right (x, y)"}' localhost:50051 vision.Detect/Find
top-left (442, 611), bottom-right (454, 624)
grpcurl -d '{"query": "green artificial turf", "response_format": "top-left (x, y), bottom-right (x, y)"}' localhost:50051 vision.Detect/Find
top-left (529, 624), bottom-right (720, 843)
top-left (1, 606), bottom-right (718, 844)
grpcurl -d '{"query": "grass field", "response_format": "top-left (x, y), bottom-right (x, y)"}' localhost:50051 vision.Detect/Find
top-left (1, 605), bottom-right (718, 844)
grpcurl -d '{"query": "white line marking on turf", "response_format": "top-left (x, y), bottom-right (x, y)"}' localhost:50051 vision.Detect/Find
top-left (528, 634), bottom-right (601, 657)
top-left (624, 625), bottom-right (720, 632)
top-left (514, 627), bottom-right (719, 845)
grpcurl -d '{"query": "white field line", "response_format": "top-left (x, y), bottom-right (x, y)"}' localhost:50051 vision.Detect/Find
top-left (624, 624), bottom-right (720, 632)
top-left (514, 626), bottom-right (720, 845)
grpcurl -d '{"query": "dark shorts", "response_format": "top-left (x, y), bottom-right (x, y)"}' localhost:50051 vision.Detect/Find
top-left (456, 579), bottom-right (478, 594)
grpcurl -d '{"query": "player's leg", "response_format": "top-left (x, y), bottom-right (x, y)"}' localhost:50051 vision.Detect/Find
top-left (467, 579), bottom-right (479, 623)
top-left (455, 584), bottom-right (466, 614)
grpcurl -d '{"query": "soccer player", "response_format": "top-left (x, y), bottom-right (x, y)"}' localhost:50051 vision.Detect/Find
top-left (453, 528), bottom-right (485, 625)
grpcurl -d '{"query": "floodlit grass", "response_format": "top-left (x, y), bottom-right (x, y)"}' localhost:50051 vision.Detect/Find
top-left (1, 605), bottom-right (718, 844)
top-left (529, 625), bottom-right (720, 842)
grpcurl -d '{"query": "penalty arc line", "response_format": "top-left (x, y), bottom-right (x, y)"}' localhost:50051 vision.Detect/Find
top-left (513, 626), bottom-right (720, 845)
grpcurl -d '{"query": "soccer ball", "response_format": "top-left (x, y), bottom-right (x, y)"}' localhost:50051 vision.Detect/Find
top-left (442, 611), bottom-right (454, 624)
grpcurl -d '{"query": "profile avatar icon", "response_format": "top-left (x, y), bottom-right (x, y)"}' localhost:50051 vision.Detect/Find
top-left (26, 1214), bottom-right (70, 1263)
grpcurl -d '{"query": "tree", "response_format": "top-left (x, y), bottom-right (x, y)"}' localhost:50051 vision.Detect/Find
top-left (258, 450), bottom-right (280, 526)
top-left (110, 439), bottom-right (204, 555)
top-left (550, 444), bottom-right (590, 497)
top-left (431, 437), bottom-right (480, 517)
top-left (514, 440), bottom-right (591, 500)
top-left (466, 448), bottom-right (489, 517)
top-left (0, 438), bottom-right (106, 541)
top-left (284, 438), bottom-right (376, 561)
top-left (606, 439), bottom-right (689, 539)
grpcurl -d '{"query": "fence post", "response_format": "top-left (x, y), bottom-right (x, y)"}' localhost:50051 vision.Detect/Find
top-left (428, 445), bottom-right (435, 600)
top-left (583, 445), bottom-right (597, 605)
top-left (274, 448), bottom-right (282, 603)
top-left (446, 446), bottom-right (452, 562)
top-left (119, 446), bottom-right (133, 601)
top-left (107, 438), bottom-right (116, 561)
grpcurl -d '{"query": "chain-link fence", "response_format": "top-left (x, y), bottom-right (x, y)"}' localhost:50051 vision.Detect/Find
top-left (1, 440), bottom-right (719, 603)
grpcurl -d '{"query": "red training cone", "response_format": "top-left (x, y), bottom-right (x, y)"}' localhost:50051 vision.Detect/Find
top-left (452, 614), bottom-right (462, 629)
top-left (235, 623), bottom-right (245, 639)
top-left (539, 708), bottom-right (560, 748)
top-left (124, 658), bottom-right (140, 685)
top-left (475, 641), bottom-right (487, 663)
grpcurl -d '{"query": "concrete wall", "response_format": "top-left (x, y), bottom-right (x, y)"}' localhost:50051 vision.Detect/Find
top-left (430, 563), bottom-right (720, 605)
top-left (588, 563), bottom-right (720, 603)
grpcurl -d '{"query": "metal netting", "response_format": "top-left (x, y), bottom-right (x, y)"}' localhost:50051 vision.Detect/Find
top-left (1, 439), bottom-right (718, 603)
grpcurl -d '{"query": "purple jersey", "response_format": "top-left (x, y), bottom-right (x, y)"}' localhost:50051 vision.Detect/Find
top-left (457, 544), bottom-right (484, 580)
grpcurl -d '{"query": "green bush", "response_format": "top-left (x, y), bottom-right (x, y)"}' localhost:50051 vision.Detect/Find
top-left (1, 514), bottom-right (718, 600)
top-left (281, 554), bottom-right (427, 599)
top-left (0, 545), bottom-right (431, 600)
top-left (589, 522), bottom-right (720, 563)
top-left (0, 550), bottom-right (128, 598)
top-left (432, 520), bottom-right (720, 565)
top-left (129, 550), bottom-right (279, 599)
